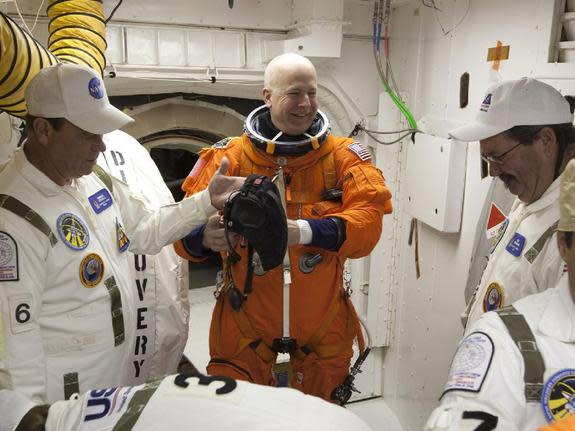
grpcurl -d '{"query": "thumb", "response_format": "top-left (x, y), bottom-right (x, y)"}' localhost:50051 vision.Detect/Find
top-left (217, 156), bottom-right (230, 176)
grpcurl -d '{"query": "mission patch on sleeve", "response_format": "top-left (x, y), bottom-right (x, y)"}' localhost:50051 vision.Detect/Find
top-left (442, 331), bottom-right (494, 396)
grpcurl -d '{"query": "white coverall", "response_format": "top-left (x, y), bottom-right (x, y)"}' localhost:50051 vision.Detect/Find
top-left (426, 276), bottom-right (575, 430)
top-left (465, 178), bottom-right (563, 330)
top-left (0, 147), bottom-right (215, 431)
top-left (45, 373), bottom-right (373, 431)
top-left (99, 130), bottom-right (189, 382)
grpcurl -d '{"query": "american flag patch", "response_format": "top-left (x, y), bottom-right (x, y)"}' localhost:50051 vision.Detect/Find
top-left (348, 142), bottom-right (371, 161)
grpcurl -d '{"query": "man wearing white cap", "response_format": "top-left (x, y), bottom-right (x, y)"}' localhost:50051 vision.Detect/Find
top-left (0, 63), bottom-right (243, 431)
top-left (425, 158), bottom-right (575, 430)
top-left (451, 77), bottom-right (575, 330)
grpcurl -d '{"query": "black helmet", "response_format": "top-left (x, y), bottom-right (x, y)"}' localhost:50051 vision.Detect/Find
top-left (223, 174), bottom-right (287, 271)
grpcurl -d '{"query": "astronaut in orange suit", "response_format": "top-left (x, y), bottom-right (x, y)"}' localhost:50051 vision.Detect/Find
top-left (175, 53), bottom-right (392, 402)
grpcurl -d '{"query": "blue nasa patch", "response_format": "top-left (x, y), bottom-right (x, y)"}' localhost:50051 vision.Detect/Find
top-left (480, 94), bottom-right (492, 112)
top-left (57, 213), bottom-right (90, 250)
top-left (88, 189), bottom-right (113, 214)
top-left (88, 77), bottom-right (104, 100)
top-left (505, 232), bottom-right (526, 257)
top-left (541, 368), bottom-right (575, 423)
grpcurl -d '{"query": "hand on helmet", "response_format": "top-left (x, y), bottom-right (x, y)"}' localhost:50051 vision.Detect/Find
top-left (202, 214), bottom-right (239, 252)
top-left (207, 157), bottom-right (245, 210)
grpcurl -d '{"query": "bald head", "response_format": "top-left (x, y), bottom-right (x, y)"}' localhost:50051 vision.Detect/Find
top-left (263, 53), bottom-right (317, 89)
top-left (262, 53), bottom-right (318, 135)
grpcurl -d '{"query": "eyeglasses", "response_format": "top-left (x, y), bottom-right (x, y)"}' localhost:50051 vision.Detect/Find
top-left (480, 142), bottom-right (522, 165)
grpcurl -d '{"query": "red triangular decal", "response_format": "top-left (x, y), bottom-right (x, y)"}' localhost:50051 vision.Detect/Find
top-left (486, 203), bottom-right (506, 230)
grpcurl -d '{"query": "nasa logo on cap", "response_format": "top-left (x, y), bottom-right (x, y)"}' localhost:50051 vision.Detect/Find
top-left (480, 94), bottom-right (492, 112)
top-left (88, 77), bottom-right (104, 100)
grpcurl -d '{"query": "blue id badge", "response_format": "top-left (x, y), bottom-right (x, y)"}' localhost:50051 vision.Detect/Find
top-left (506, 232), bottom-right (526, 257)
top-left (89, 189), bottom-right (113, 214)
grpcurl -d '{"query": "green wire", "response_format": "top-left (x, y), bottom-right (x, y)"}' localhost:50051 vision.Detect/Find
top-left (380, 75), bottom-right (418, 130)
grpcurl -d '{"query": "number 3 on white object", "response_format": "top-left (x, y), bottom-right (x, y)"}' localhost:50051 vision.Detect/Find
top-left (462, 411), bottom-right (498, 431)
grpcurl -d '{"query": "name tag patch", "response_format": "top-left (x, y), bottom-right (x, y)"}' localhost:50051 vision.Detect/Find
top-left (0, 231), bottom-right (18, 281)
top-left (506, 232), bottom-right (526, 257)
top-left (88, 189), bottom-right (113, 214)
top-left (442, 332), bottom-right (494, 396)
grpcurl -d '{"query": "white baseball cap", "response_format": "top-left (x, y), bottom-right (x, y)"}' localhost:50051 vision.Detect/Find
top-left (25, 63), bottom-right (134, 135)
top-left (449, 77), bottom-right (573, 142)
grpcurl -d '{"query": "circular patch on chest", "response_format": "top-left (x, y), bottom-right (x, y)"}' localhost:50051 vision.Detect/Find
top-left (79, 253), bottom-right (104, 288)
top-left (57, 213), bottom-right (90, 250)
top-left (483, 282), bottom-right (505, 312)
top-left (541, 368), bottom-right (575, 423)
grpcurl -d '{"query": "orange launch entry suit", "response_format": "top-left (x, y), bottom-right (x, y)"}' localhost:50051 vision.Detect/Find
top-left (175, 128), bottom-right (392, 401)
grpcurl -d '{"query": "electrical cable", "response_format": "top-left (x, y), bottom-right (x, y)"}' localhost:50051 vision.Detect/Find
top-left (364, 129), bottom-right (414, 145)
top-left (348, 122), bottom-right (418, 146)
top-left (423, 0), bottom-right (471, 37)
top-left (358, 317), bottom-right (372, 351)
top-left (374, 45), bottom-right (417, 129)
top-left (11, 0), bottom-right (32, 33)
top-left (372, 0), bottom-right (418, 130)
top-left (382, 0), bottom-right (401, 95)
top-left (381, 2), bottom-right (401, 97)
top-left (30, 0), bottom-right (46, 33)
top-left (382, 37), bottom-right (401, 95)
top-left (105, 0), bottom-right (123, 24)
top-left (421, 0), bottom-right (441, 10)
top-left (362, 126), bottom-right (417, 135)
